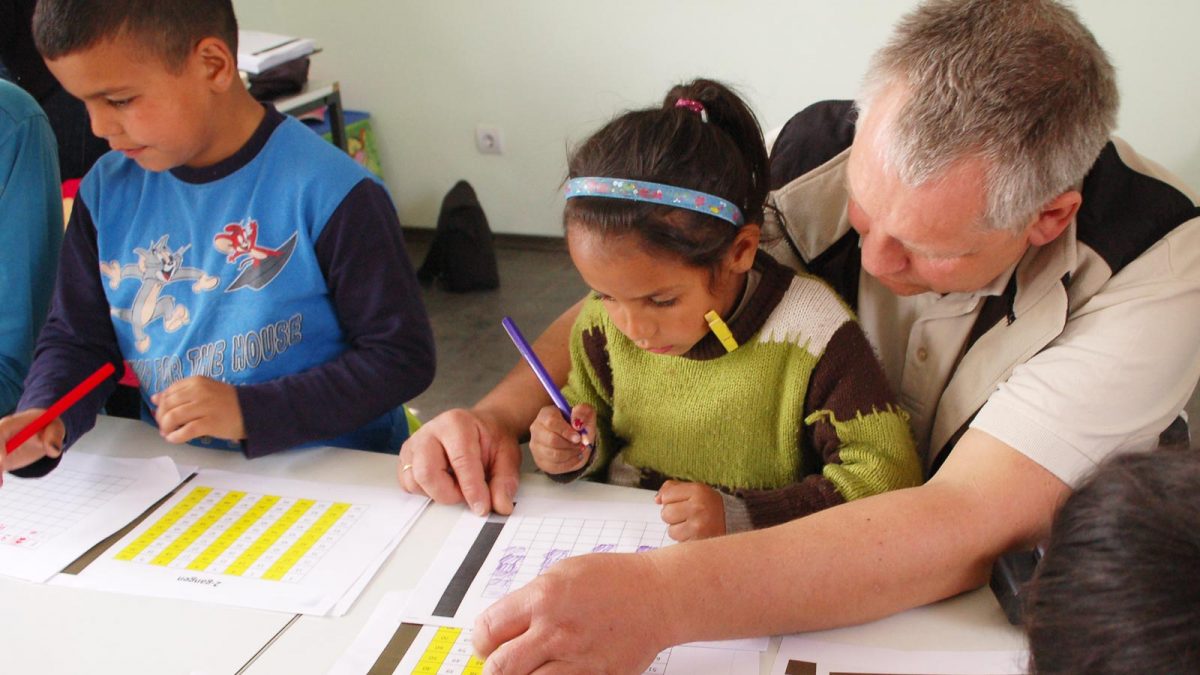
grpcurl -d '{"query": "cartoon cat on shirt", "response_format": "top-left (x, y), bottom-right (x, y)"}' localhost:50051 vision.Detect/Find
top-left (100, 235), bottom-right (219, 353)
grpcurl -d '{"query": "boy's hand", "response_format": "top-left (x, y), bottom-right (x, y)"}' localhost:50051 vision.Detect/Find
top-left (656, 480), bottom-right (726, 541)
top-left (0, 409), bottom-right (65, 487)
top-left (152, 377), bottom-right (245, 444)
top-left (529, 403), bottom-right (594, 475)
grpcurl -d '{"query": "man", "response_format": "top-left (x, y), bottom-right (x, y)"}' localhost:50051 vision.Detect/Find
top-left (400, 0), bottom-right (1200, 672)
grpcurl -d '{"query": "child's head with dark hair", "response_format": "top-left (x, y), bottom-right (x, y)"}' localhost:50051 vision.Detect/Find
top-left (32, 0), bottom-right (259, 173)
top-left (33, 0), bottom-right (238, 73)
top-left (563, 79), bottom-right (769, 357)
top-left (1024, 450), bottom-right (1200, 675)
top-left (565, 79), bottom-right (769, 271)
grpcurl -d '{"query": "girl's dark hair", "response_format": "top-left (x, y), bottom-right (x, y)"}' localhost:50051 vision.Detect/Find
top-left (1024, 449), bottom-right (1200, 675)
top-left (33, 0), bottom-right (238, 73)
top-left (565, 79), bottom-right (769, 270)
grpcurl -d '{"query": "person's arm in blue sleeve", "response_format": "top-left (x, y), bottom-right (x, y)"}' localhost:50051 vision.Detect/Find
top-left (12, 197), bottom-right (123, 476)
top-left (236, 179), bottom-right (436, 456)
top-left (0, 85), bottom-right (64, 416)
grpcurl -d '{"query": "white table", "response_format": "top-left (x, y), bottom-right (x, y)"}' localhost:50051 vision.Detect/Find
top-left (2, 416), bottom-right (1026, 674)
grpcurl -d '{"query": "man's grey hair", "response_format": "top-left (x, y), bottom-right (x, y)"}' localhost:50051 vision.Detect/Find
top-left (856, 0), bottom-right (1118, 232)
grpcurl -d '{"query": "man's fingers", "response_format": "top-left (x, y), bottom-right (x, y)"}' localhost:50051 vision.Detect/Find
top-left (474, 589), bottom-right (533, 656)
top-left (396, 448), bottom-right (426, 496)
top-left (447, 425), bottom-right (494, 516)
top-left (411, 443), bottom-right (466, 507)
top-left (488, 439), bottom-right (521, 515)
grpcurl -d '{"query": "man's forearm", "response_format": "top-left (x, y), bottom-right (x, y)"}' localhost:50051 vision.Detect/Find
top-left (473, 299), bottom-right (583, 439)
top-left (649, 430), bottom-right (1069, 643)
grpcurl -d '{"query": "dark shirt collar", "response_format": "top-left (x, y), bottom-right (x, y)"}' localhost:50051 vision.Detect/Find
top-left (683, 251), bottom-right (794, 361)
top-left (169, 104), bottom-right (285, 184)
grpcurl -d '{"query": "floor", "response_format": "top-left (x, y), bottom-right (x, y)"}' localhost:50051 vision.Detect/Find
top-left (403, 231), bottom-right (1200, 449)
top-left (403, 231), bottom-right (589, 422)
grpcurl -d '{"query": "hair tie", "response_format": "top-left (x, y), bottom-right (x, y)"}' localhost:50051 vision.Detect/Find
top-left (565, 177), bottom-right (744, 227)
top-left (674, 98), bottom-right (708, 123)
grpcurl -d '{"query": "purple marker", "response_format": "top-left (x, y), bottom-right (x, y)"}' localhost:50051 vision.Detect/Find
top-left (501, 316), bottom-right (591, 447)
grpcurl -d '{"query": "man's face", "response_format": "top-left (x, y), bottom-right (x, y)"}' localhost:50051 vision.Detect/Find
top-left (46, 35), bottom-right (219, 171)
top-left (845, 94), bottom-right (1036, 296)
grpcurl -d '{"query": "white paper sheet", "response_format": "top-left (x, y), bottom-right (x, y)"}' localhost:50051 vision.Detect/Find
top-left (332, 591), bottom-right (761, 675)
top-left (770, 636), bottom-right (1028, 675)
top-left (402, 495), bottom-right (768, 653)
top-left (72, 469), bottom-right (428, 615)
top-left (0, 453), bottom-right (184, 582)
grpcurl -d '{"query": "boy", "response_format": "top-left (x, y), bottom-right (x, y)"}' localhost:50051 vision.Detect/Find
top-left (0, 0), bottom-right (434, 479)
top-left (1024, 450), bottom-right (1200, 674)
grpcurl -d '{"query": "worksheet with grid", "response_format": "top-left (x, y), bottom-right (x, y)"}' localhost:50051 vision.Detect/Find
top-left (402, 495), bottom-right (767, 653)
top-left (330, 592), bottom-right (762, 675)
top-left (71, 469), bottom-right (429, 615)
top-left (404, 496), bottom-right (672, 626)
top-left (0, 452), bottom-right (184, 582)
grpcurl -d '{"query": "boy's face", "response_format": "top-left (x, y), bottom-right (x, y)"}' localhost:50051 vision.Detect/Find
top-left (567, 225), bottom-right (749, 357)
top-left (45, 35), bottom-right (222, 171)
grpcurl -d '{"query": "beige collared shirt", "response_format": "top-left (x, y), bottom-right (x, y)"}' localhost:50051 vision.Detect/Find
top-left (859, 263), bottom-right (1016, 461)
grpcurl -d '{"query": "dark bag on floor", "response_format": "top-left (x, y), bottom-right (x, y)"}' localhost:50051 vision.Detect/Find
top-left (417, 180), bottom-right (500, 292)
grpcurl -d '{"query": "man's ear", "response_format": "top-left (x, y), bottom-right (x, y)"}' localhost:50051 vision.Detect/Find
top-left (1028, 191), bottom-right (1081, 246)
top-left (194, 36), bottom-right (238, 92)
top-left (726, 224), bottom-right (761, 274)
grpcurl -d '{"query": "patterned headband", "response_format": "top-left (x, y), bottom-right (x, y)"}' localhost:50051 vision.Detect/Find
top-left (564, 177), bottom-right (745, 227)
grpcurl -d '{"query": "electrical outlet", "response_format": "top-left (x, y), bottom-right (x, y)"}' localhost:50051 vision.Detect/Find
top-left (475, 125), bottom-right (505, 155)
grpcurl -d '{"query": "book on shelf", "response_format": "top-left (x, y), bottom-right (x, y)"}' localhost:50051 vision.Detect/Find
top-left (237, 29), bottom-right (316, 75)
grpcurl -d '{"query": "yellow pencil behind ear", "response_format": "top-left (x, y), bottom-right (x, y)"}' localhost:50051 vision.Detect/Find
top-left (704, 310), bottom-right (738, 353)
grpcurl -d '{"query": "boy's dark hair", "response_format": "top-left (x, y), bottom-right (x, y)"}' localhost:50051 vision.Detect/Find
top-left (565, 78), bottom-right (769, 271)
top-left (1024, 450), bottom-right (1200, 675)
top-left (33, 0), bottom-right (238, 72)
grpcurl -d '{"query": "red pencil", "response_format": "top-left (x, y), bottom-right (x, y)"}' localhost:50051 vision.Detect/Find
top-left (5, 362), bottom-right (116, 454)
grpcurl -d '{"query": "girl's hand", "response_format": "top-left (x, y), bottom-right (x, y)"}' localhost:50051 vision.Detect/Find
top-left (656, 480), bottom-right (726, 541)
top-left (0, 409), bottom-right (65, 487)
top-left (529, 403), bottom-right (595, 475)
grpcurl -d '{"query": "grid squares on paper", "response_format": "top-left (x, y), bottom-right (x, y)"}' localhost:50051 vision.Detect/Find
top-left (482, 516), bottom-right (670, 599)
top-left (111, 486), bottom-right (365, 583)
top-left (0, 470), bottom-right (135, 549)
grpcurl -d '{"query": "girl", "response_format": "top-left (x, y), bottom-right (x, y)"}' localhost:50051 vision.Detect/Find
top-left (529, 79), bottom-right (920, 541)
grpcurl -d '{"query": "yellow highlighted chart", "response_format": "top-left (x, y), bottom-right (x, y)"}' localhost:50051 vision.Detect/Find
top-left (411, 626), bottom-right (485, 675)
top-left (112, 485), bottom-right (361, 583)
top-left (75, 469), bottom-right (430, 615)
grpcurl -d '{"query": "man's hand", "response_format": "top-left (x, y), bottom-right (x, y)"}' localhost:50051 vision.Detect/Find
top-left (152, 377), bottom-right (245, 444)
top-left (473, 552), bottom-right (671, 674)
top-left (657, 480), bottom-right (727, 541)
top-left (0, 409), bottom-right (64, 487)
top-left (397, 408), bottom-right (522, 516)
top-left (529, 403), bottom-right (593, 475)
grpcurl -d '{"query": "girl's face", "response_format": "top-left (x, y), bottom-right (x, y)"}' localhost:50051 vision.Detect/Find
top-left (567, 224), bottom-right (759, 357)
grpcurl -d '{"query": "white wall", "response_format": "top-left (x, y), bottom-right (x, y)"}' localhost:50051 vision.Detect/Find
top-left (234, 0), bottom-right (1200, 236)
